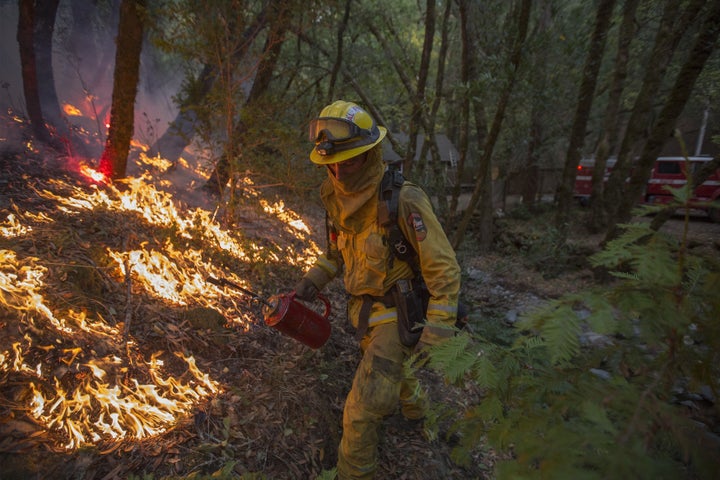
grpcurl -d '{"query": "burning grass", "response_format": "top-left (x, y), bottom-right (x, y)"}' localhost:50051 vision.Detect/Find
top-left (0, 148), bottom-right (325, 459)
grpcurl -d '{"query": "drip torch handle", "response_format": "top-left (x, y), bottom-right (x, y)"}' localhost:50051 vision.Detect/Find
top-left (289, 291), bottom-right (332, 320)
top-left (317, 294), bottom-right (331, 320)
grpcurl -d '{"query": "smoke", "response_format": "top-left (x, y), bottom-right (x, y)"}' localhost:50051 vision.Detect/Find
top-left (0, 1), bottom-right (182, 161)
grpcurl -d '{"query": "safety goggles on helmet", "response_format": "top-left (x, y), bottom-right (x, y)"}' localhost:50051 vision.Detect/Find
top-left (308, 117), bottom-right (376, 143)
top-left (309, 101), bottom-right (387, 164)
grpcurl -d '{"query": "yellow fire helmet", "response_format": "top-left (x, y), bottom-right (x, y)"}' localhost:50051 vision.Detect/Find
top-left (309, 100), bottom-right (387, 165)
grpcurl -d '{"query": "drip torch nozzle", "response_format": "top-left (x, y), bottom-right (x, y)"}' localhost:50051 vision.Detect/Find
top-left (206, 275), bottom-right (273, 307)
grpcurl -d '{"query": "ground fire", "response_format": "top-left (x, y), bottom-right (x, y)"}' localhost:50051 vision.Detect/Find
top-left (0, 138), bottom-right (322, 453)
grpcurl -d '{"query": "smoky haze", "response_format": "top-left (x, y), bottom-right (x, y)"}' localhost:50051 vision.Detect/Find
top-left (0, 1), bottom-right (181, 160)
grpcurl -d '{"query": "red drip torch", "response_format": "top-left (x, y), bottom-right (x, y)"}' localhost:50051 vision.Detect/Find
top-left (206, 276), bottom-right (331, 349)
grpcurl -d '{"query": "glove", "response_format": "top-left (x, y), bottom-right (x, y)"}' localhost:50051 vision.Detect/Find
top-left (294, 277), bottom-right (319, 301)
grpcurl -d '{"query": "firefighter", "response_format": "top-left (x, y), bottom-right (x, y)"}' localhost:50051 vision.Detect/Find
top-left (294, 100), bottom-right (461, 479)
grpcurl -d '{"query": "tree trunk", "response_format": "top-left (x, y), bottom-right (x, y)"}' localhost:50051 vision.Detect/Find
top-left (204, 1), bottom-right (289, 194)
top-left (405, 0), bottom-right (435, 176)
top-left (327, 0), bottom-right (352, 103)
top-left (588, 0), bottom-right (640, 232)
top-left (147, 6), bottom-right (270, 164)
top-left (451, 0), bottom-right (532, 251)
top-left (33, 0), bottom-right (63, 130)
top-left (424, 0), bottom-right (452, 220)
top-left (17, 0), bottom-right (54, 146)
top-left (147, 63), bottom-right (215, 162)
top-left (522, 0), bottom-right (553, 209)
top-left (449, 0), bottom-right (472, 225)
top-left (554, 0), bottom-right (616, 233)
top-left (522, 124), bottom-right (541, 206)
top-left (605, 1), bottom-right (720, 241)
top-left (601, 0), bottom-right (706, 223)
top-left (98, 0), bottom-right (145, 180)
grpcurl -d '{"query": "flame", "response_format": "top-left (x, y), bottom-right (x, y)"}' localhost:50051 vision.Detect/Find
top-left (63, 103), bottom-right (83, 116)
top-left (80, 164), bottom-right (108, 183)
top-left (1, 158), bottom-right (322, 450)
top-left (131, 139), bottom-right (150, 152)
top-left (261, 199), bottom-right (311, 235)
top-left (140, 152), bottom-right (172, 172)
top-left (0, 249), bottom-right (220, 449)
top-left (25, 352), bottom-right (218, 449)
top-left (1, 213), bottom-right (32, 238)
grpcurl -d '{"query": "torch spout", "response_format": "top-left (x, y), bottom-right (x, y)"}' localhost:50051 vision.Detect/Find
top-left (206, 275), bottom-right (273, 307)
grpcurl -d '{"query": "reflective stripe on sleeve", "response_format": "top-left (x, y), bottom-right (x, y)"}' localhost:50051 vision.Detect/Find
top-left (368, 306), bottom-right (397, 327)
top-left (426, 301), bottom-right (457, 318)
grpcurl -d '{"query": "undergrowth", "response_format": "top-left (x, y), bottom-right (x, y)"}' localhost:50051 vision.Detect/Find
top-left (426, 216), bottom-right (720, 479)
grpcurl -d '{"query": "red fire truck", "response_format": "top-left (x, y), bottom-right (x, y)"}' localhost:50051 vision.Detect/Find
top-left (573, 155), bottom-right (720, 222)
top-left (574, 157), bottom-right (616, 206)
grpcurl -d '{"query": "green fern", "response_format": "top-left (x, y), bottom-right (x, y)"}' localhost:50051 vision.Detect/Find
top-left (427, 334), bottom-right (478, 384)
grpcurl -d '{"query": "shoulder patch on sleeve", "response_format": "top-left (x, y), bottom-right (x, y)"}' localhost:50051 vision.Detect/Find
top-left (407, 212), bottom-right (427, 241)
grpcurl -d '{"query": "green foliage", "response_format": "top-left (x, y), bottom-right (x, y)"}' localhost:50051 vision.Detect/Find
top-left (314, 468), bottom-right (338, 480)
top-left (429, 220), bottom-right (720, 479)
top-left (493, 212), bottom-right (594, 278)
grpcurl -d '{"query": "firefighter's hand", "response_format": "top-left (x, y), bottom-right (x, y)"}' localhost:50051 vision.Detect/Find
top-left (294, 278), bottom-right (319, 301)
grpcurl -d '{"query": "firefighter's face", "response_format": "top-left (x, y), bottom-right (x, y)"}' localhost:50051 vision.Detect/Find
top-left (327, 152), bottom-right (367, 181)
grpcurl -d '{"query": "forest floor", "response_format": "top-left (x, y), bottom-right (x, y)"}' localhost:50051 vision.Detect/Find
top-left (1, 139), bottom-right (719, 480)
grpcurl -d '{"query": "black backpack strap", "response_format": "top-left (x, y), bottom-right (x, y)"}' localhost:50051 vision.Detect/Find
top-left (378, 167), bottom-right (417, 268)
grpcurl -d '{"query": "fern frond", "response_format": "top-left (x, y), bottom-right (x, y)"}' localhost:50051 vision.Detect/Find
top-left (427, 333), bottom-right (476, 384)
top-left (470, 354), bottom-right (500, 390)
top-left (610, 271), bottom-right (640, 281)
top-left (540, 305), bottom-right (581, 365)
top-left (583, 293), bottom-right (618, 335)
top-left (589, 223), bottom-right (653, 268)
top-left (429, 215), bottom-right (720, 480)
top-left (579, 399), bottom-right (617, 435)
top-left (630, 240), bottom-right (679, 287)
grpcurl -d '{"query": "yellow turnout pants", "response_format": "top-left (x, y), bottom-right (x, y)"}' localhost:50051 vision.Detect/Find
top-left (337, 321), bottom-right (426, 480)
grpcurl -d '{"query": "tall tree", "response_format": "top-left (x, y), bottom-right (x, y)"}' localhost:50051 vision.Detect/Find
top-left (522, 0), bottom-right (553, 208)
top-left (146, 4), bottom-right (270, 164)
top-left (554, 0), bottom-right (616, 233)
top-left (422, 0), bottom-right (453, 218)
top-left (33, 0), bottom-right (63, 130)
top-left (204, 0), bottom-right (290, 194)
top-left (17, 0), bottom-right (54, 146)
top-left (326, 0), bottom-right (352, 103)
top-left (450, 0), bottom-right (472, 225)
top-left (605, 1), bottom-right (720, 241)
top-left (403, 0), bottom-right (435, 176)
top-left (601, 0), bottom-right (706, 225)
top-left (98, 0), bottom-right (145, 179)
top-left (452, 0), bottom-right (532, 251)
top-left (587, 0), bottom-right (640, 232)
